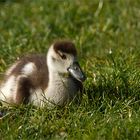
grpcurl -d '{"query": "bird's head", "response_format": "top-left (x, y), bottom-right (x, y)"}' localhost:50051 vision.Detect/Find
top-left (47, 41), bottom-right (86, 82)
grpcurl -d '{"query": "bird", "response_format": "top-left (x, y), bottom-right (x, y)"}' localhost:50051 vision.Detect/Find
top-left (0, 41), bottom-right (86, 107)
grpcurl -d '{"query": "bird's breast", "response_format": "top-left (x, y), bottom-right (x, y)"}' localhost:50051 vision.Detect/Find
top-left (44, 77), bottom-right (78, 106)
top-left (29, 77), bottom-right (80, 106)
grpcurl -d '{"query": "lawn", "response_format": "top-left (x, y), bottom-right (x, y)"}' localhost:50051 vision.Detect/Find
top-left (0, 0), bottom-right (140, 139)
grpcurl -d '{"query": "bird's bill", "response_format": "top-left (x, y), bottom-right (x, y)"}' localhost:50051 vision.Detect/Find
top-left (67, 62), bottom-right (86, 82)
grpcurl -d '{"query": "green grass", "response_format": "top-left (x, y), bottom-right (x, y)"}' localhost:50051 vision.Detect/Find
top-left (0, 0), bottom-right (140, 139)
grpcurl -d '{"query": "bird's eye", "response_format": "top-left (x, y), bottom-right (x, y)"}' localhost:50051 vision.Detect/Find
top-left (61, 54), bottom-right (66, 60)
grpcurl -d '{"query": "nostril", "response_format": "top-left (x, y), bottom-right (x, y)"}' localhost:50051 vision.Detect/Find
top-left (74, 67), bottom-right (78, 70)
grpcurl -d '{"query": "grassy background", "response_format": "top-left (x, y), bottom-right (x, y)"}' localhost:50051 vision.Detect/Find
top-left (0, 0), bottom-right (140, 139)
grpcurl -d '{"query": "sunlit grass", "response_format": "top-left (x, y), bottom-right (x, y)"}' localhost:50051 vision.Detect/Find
top-left (0, 0), bottom-right (140, 139)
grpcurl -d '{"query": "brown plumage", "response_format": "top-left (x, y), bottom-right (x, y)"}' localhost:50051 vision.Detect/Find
top-left (0, 41), bottom-right (86, 106)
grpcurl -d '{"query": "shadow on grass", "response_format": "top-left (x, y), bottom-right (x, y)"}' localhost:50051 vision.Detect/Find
top-left (85, 53), bottom-right (140, 111)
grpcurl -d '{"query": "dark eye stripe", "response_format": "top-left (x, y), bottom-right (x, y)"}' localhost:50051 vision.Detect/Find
top-left (61, 54), bottom-right (66, 59)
